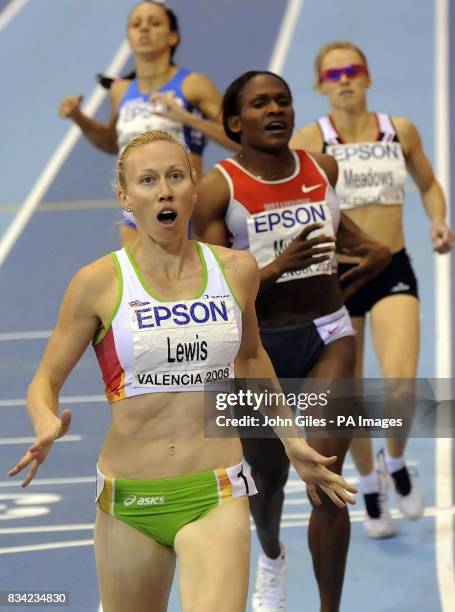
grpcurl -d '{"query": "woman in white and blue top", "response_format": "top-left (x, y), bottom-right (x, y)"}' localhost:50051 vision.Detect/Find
top-left (58, 1), bottom-right (236, 245)
top-left (292, 40), bottom-right (454, 540)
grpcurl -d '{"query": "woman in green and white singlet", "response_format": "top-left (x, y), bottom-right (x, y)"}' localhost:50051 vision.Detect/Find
top-left (9, 131), bottom-right (356, 612)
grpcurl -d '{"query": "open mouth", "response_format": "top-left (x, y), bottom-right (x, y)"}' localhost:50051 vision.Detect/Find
top-left (264, 120), bottom-right (287, 132)
top-left (157, 209), bottom-right (178, 225)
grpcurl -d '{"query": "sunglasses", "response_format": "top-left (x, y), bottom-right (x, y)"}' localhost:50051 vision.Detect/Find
top-left (319, 63), bottom-right (369, 83)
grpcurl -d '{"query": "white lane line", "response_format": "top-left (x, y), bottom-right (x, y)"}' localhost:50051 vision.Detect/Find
top-left (0, 435), bottom-right (82, 445)
top-left (0, 40), bottom-right (131, 269)
top-left (0, 395), bottom-right (105, 407)
top-left (435, 0), bottom-right (454, 609)
top-left (435, 0), bottom-right (452, 379)
top-left (436, 433), bottom-right (454, 609)
top-left (268, 0), bottom-right (304, 73)
top-left (0, 539), bottom-right (94, 555)
top-left (0, 523), bottom-right (93, 535)
top-left (0, 476), bottom-right (95, 488)
top-left (0, 0), bottom-right (29, 32)
top-left (0, 330), bottom-right (51, 341)
top-left (0, 504), bottom-right (453, 554)
top-left (277, 506), bottom-right (454, 521)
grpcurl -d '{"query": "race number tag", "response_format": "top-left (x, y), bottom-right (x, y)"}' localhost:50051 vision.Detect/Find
top-left (129, 296), bottom-right (239, 388)
top-left (117, 95), bottom-right (186, 150)
top-left (247, 201), bottom-right (334, 283)
top-left (326, 141), bottom-right (407, 209)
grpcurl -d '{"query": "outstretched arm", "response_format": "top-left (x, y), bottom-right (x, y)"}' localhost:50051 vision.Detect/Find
top-left (8, 262), bottom-right (113, 486)
top-left (150, 73), bottom-right (240, 152)
top-left (57, 80), bottom-right (126, 154)
top-left (221, 249), bottom-right (356, 507)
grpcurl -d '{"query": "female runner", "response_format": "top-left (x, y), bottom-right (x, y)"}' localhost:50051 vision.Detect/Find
top-left (194, 71), bottom-right (390, 612)
top-left (291, 41), bottom-right (454, 539)
top-left (58, 1), bottom-right (235, 245)
top-left (9, 131), bottom-right (356, 612)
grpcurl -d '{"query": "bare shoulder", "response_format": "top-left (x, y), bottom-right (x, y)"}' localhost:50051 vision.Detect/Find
top-left (110, 79), bottom-right (131, 112)
top-left (184, 72), bottom-right (212, 87)
top-left (290, 122), bottom-right (323, 152)
top-left (183, 71), bottom-right (215, 91)
top-left (198, 166), bottom-right (231, 208)
top-left (310, 152), bottom-right (338, 188)
top-left (201, 165), bottom-right (230, 190)
top-left (212, 245), bottom-right (257, 273)
top-left (392, 116), bottom-right (417, 134)
top-left (392, 116), bottom-right (420, 152)
top-left (210, 245), bottom-right (259, 302)
top-left (70, 254), bottom-right (118, 302)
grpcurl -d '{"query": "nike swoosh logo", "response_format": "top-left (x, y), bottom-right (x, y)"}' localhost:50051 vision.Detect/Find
top-left (301, 184), bottom-right (322, 193)
top-left (328, 327), bottom-right (338, 335)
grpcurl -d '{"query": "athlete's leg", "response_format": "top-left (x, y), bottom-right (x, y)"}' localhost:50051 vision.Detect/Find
top-left (306, 335), bottom-right (355, 612)
top-left (94, 509), bottom-right (176, 612)
top-left (370, 295), bottom-right (420, 458)
top-left (242, 437), bottom-right (289, 610)
top-left (348, 316), bottom-right (377, 477)
top-left (241, 436), bottom-right (289, 559)
top-left (176, 497), bottom-right (250, 612)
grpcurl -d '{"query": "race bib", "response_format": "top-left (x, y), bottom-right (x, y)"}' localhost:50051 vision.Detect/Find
top-left (129, 297), bottom-right (239, 388)
top-left (117, 96), bottom-right (185, 151)
top-left (327, 141), bottom-right (407, 209)
top-left (247, 201), bottom-right (334, 283)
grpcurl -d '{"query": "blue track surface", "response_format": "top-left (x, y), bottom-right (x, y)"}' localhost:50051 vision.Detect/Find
top-left (0, 1), bottom-right (453, 611)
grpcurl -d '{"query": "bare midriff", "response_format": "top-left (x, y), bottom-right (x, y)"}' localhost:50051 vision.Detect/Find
top-left (98, 391), bottom-right (242, 479)
top-left (256, 275), bottom-right (344, 328)
top-left (337, 204), bottom-right (404, 264)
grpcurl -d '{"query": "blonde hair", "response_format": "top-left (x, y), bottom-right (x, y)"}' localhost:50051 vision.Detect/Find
top-left (314, 41), bottom-right (368, 87)
top-left (116, 130), bottom-right (194, 191)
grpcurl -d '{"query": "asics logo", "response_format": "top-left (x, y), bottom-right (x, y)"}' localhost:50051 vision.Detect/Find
top-left (301, 184), bottom-right (322, 193)
top-left (123, 495), bottom-right (165, 507)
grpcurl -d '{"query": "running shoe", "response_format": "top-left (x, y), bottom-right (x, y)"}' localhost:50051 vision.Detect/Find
top-left (378, 449), bottom-right (425, 520)
top-left (252, 545), bottom-right (287, 611)
top-left (363, 471), bottom-right (396, 539)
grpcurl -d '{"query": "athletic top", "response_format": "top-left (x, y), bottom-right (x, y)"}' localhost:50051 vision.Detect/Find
top-left (116, 68), bottom-right (206, 154)
top-left (94, 242), bottom-right (242, 402)
top-left (318, 113), bottom-right (407, 210)
top-left (216, 150), bottom-right (340, 284)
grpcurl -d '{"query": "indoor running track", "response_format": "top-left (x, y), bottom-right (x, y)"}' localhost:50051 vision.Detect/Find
top-left (0, 1), bottom-right (453, 610)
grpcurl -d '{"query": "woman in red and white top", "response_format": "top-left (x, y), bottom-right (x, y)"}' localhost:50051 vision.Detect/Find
top-left (194, 71), bottom-right (390, 612)
top-left (292, 41), bottom-right (454, 540)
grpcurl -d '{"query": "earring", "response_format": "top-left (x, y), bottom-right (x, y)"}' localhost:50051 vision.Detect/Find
top-left (126, 207), bottom-right (133, 212)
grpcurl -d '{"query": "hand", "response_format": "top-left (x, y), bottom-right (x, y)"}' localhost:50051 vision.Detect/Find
top-left (58, 95), bottom-right (83, 119)
top-left (284, 439), bottom-right (357, 507)
top-left (339, 243), bottom-right (391, 300)
top-left (431, 221), bottom-right (454, 254)
top-left (148, 91), bottom-right (190, 123)
top-left (8, 409), bottom-right (72, 487)
top-left (274, 223), bottom-right (335, 275)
